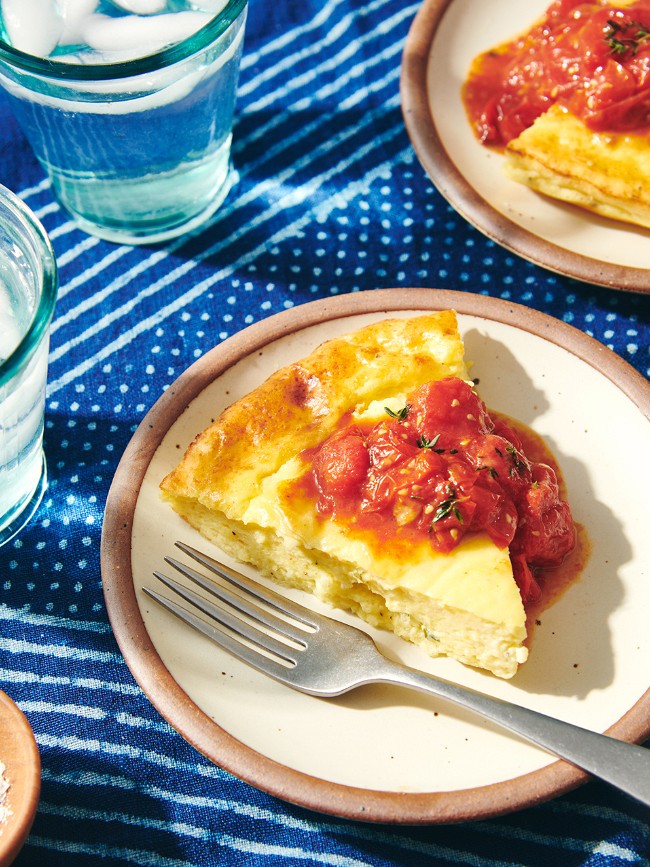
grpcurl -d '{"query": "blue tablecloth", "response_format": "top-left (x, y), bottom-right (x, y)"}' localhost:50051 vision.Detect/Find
top-left (1, 1), bottom-right (649, 864)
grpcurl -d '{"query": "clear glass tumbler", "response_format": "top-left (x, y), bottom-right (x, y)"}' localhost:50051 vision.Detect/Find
top-left (0, 1), bottom-right (247, 245)
top-left (0, 183), bottom-right (58, 546)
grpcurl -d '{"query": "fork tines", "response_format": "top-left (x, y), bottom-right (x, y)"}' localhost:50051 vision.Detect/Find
top-left (144, 542), bottom-right (315, 671)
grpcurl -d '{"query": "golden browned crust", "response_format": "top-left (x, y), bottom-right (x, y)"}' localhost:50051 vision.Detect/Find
top-left (160, 311), bottom-right (469, 518)
top-left (505, 105), bottom-right (650, 229)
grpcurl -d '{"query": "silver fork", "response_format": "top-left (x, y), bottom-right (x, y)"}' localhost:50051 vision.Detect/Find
top-left (145, 541), bottom-right (650, 808)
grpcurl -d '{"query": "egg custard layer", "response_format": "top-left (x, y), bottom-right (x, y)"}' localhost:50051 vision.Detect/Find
top-left (505, 105), bottom-right (650, 230)
top-left (160, 312), bottom-right (530, 679)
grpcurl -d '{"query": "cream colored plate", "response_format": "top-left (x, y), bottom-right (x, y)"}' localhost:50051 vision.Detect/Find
top-left (101, 288), bottom-right (650, 823)
top-left (401, 0), bottom-right (650, 292)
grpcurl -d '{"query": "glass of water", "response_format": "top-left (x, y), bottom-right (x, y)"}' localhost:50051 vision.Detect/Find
top-left (0, 1), bottom-right (247, 245)
top-left (0, 183), bottom-right (57, 546)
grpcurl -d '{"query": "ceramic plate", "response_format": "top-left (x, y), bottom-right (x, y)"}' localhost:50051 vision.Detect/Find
top-left (400, 0), bottom-right (650, 293)
top-left (101, 288), bottom-right (650, 824)
top-left (0, 691), bottom-right (40, 867)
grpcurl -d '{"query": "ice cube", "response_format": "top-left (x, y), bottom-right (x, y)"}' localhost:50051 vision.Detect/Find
top-left (58, 0), bottom-right (100, 46)
top-left (81, 10), bottom-right (212, 56)
top-left (108, 0), bottom-right (167, 13)
top-left (1, 0), bottom-right (64, 57)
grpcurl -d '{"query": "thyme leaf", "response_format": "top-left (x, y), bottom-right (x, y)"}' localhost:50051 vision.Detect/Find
top-left (605, 18), bottom-right (650, 57)
top-left (384, 404), bottom-right (410, 421)
top-left (431, 494), bottom-right (463, 527)
top-left (416, 433), bottom-right (445, 453)
top-left (506, 443), bottom-right (527, 476)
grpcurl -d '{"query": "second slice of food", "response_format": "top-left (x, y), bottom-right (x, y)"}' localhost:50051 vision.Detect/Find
top-left (463, 0), bottom-right (650, 230)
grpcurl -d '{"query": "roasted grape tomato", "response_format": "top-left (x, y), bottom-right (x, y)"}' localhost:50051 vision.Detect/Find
top-left (293, 377), bottom-right (576, 606)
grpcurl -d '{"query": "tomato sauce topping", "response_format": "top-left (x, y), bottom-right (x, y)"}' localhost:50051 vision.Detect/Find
top-left (462, 0), bottom-right (650, 147)
top-left (293, 377), bottom-right (576, 607)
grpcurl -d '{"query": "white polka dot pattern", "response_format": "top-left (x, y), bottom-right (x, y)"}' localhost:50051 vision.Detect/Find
top-left (0, 0), bottom-right (648, 863)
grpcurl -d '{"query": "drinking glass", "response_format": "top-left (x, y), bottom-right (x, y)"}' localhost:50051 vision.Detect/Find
top-left (0, 1), bottom-right (247, 245)
top-left (0, 183), bottom-right (58, 546)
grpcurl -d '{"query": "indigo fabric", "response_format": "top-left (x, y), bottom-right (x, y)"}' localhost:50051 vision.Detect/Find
top-left (1, 1), bottom-right (649, 864)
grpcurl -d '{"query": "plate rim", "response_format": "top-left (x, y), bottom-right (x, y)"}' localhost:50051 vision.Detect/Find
top-left (399, 0), bottom-right (650, 295)
top-left (0, 691), bottom-right (41, 867)
top-left (101, 287), bottom-right (650, 824)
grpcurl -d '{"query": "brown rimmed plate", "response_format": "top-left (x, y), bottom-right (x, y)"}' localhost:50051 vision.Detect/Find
top-left (101, 288), bottom-right (650, 824)
top-left (0, 691), bottom-right (40, 867)
top-left (400, 0), bottom-right (650, 294)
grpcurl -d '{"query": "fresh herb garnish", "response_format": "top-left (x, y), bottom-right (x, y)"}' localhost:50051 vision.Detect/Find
top-left (430, 488), bottom-right (464, 525)
top-left (432, 499), bottom-right (463, 524)
top-left (385, 404), bottom-right (410, 421)
top-left (604, 17), bottom-right (650, 57)
top-left (416, 433), bottom-right (445, 453)
top-left (506, 444), bottom-right (527, 475)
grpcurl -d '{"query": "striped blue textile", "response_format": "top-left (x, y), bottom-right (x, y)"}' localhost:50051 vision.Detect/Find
top-left (1, 0), bottom-right (650, 864)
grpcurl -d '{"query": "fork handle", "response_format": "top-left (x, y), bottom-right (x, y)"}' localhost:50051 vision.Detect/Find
top-left (377, 659), bottom-right (650, 807)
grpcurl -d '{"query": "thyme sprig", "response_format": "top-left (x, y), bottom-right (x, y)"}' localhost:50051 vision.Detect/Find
top-left (605, 18), bottom-right (650, 57)
top-left (416, 433), bottom-right (445, 453)
top-left (506, 443), bottom-right (527, 476)
top-left (384, 404), bottom-right (410, 421)
top-left (430, 487), bottom-right (464, 525)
